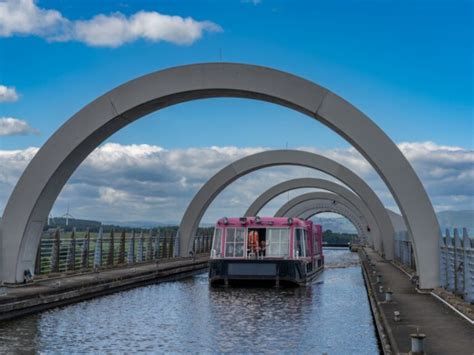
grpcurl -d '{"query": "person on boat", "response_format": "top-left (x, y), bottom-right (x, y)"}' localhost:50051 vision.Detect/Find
top-left (258, 240), bottom-right (266, 258)
top-left (226, 243), bottom-right (234, 256)
top-left (248, 230), bottom-right (259, 257)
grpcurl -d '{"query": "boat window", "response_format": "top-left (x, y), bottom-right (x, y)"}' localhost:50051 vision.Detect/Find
top-left (294, 229), bottom-right (303, 258)
top-left (235, 228), bottom-right (245, 257)
top-left (301, 229), bottom-right (307, 257)
top-left (225, 227), bottom-right (245, 257)
top-left (211, 228), bottom-right (222, 257)
top-left (266, 228), bottom-right (290, 257)
top-left (313, 231), bottom-right (319, 254)
top-left (303, 229), bottom-right (310, 257)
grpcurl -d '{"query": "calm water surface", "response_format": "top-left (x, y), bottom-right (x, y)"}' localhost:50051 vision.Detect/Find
top-left (0, 249), bottom-right (379, 354)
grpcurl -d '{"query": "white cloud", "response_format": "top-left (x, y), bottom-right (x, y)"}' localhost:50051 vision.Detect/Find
top-left (0, 85), bottom-right (19, 102)
top-left (99, 186), bottom-right (131, 204)
top-left (0, 117), bottom-right (39, 136)
top-left (0, 146), bottom-right (38, 182)
top-left (0, 142), bottom-right (472, 223)
top-left (0, 0), bottom-right (221, 47)
top-left (0, 146), bottom-right (39, 213)
top-left (0, 0), bottom-right (66, 37)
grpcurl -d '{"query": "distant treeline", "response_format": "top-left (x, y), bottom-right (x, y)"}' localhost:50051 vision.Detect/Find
top-left (44, 218), bottom-right (356, 242)
top-left (44, 218), bottom-right (214, 235)
top-left (323, 230), bottom-right (358, 244)
top-left (46, 217), bottom-right (102, 230)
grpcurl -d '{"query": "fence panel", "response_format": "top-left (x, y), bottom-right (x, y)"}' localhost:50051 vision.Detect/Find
top-left (440, 228), bottom-right (473, 302)
top-left (35, 228), bottom-right (211, 278)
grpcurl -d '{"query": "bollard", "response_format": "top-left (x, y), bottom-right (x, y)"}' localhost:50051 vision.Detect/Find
top-left (385, 290), bottom-right (393, 302)
top-left (376, 274), bottom-right (382, 283)
top-left (394, 311), bottom-right (401, 322)
top-left (410, 330), bottom-right (426, 354)
top-left (379, 285), bottom-right (384, 293)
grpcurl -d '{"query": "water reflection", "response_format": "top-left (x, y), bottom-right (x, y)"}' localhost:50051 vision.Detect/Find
top-left (0, 249), bottom-right (378, 354)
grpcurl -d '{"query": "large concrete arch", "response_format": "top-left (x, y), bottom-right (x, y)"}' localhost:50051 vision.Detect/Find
top-left (244, 177), bottom-right (382, 247)
top-left (0, 63), bottom-right (439, 287)
top-left (299, 204), bottom-right (364, 221)
top-left (275, 192), bottom-right (371, 239)
top-left (178, 150), bottom-right (392, 258)
top-left (293, 201), bottom-right (370, 244)
top-left (275, 191), bottom-right (368, 220)
top-left (280, 196), bottom-right (369, 242)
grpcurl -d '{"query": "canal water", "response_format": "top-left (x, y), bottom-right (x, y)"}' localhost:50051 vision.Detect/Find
top-left (0, 249), bottom-right (379, 354)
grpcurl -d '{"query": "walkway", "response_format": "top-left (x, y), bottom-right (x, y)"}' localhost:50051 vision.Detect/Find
top-left (363, 248), bottom-right (474, 354)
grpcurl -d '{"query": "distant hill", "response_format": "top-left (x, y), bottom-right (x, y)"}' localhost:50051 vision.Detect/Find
top-left (9, 209), bottom-right (469, 234)
top-left (102, 220), bottom-right (176, 228)
top-left (46, 217), bottom-right (102, 229)
top-left (436, 210), bottom-right (473, 231)
top-left (302, 210), bottom-right (474, 234)
top-left (310, 216), bottom-right (357, 234)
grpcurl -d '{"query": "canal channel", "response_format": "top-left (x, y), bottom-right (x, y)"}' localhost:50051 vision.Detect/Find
top-left (0, 248), bottom-right (379, 354)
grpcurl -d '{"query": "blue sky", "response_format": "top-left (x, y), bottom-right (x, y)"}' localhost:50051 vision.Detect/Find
top-left (1, 0), bottom-right (472, 150)
top-left (0, 0), bottom-right (472, 222)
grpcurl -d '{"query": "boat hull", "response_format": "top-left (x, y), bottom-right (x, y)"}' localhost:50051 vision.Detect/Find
top-left (209, 259), bottom-right (323, 287)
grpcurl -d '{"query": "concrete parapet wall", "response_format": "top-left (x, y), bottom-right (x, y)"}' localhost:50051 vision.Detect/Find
top-left (0, 257), bottom-right (208, 321)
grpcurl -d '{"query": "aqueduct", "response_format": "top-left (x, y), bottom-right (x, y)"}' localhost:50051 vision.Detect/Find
top-left (244, 177), bottom-right (382, 247)
top-left (274, 192), bottom-right (371, 242)
top-left (178, 150), bottom-right (393, 258)
top-left (299, 204), bottom-right (367, 222)
top-left (0, 63), bottom-right (439, 288)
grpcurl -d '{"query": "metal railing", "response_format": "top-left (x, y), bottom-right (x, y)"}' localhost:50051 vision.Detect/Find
top-left (439, 228), bottom-right (474, 303)
top-left (393, 231), bottom-right (416, 270)
top-left (394, 228), bottom-right (473, 303)
top-left (35, 228), bottom-right (212, 276)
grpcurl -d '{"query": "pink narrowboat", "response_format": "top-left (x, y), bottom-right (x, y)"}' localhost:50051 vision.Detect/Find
top-left (209, 216), bottom-right (324, 286)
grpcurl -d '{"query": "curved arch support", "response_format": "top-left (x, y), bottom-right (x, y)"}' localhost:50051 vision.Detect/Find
top-left (284, 198), bottom-right (370, 243)
top-left (275, 192), bottom-right (372, 242)
top-left (244, 177), bottom-right (383, 248)
top-left (0, 63), bottom-right (438, 287)
top-left (299, 204), bottom-right (364, 221)
top-left (178, 150), bottom-right (394, 259)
